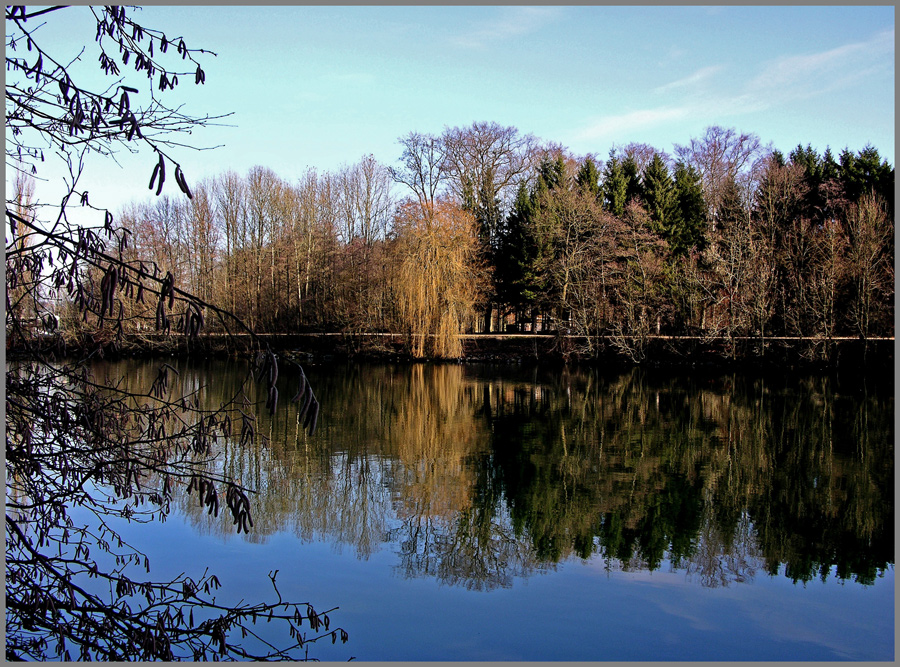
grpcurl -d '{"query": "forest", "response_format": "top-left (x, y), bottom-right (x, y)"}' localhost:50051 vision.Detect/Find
top-left (12, 123), bottom-right (895, 361)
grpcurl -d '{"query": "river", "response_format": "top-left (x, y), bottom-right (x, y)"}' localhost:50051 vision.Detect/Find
top-left (77, 357), bottom-right (895, 660)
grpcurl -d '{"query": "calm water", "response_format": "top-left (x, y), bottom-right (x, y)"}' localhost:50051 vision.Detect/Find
top-left (83, 358), bottom-right (894, 660)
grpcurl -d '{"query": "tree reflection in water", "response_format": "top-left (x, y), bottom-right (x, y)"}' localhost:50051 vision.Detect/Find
top-left (98, 358), bottom-right (893, 590)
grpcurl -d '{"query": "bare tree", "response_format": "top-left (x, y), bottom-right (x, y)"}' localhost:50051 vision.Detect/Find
top-left (609, 202), bottom-right (668, 362)
top-left (613, 141), bottom-right (662, 177)
top-left (752, 158), bottom-right (809, 339)
top-left (356, 154), bottom-right (395, 245)
top-left (845, 192), bottom-right (894, 340)
top-left (675, 125), bottom-right (766, 223)
top-left (332, 156), bottom-right (395, 337)
top-left (6, 171), bottom-right (39, 334)
top-left (441, 121), bottom-right (537, 245)
top-left (243, 166), bottom-right (284, 329)
top-left (213, 169), bottom-right (247, 317)
top-left (702, 177), bottom-right (776, 355)
top-left (183, 180), bottom-right (220, 303)
top-left (808, 217), bottom-right (849, 359)
top-left (389, 131), bottom-right (448, 219)
top-left (337, 154), bottom-right (394, 246)
top-left (526, 176), bottom-right (615, 352)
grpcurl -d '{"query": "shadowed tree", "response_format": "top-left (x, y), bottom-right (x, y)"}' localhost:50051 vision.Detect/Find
top-left (494, 181), bottom-right (539, 328)
top-left (838, 145), bottom-right (894, 218)
top-left (622, 153), bottom-right (644, 206)
top-left (671, 162), bottom-right (707, 254)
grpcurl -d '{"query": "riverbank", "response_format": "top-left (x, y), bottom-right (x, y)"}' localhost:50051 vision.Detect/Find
top-left (18, 331), bottom-right (894, 374)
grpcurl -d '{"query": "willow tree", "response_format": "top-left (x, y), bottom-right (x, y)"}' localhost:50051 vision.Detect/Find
top-left (6, 6), bottom-right (343, 660)
top-left (392, 200), bottom-right (487, 358)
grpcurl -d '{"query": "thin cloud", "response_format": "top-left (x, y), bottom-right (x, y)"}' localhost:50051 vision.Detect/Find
top-left (655, 65), bottom-right (724, 94)
top-left (687, 31), bottom-right (893, 116)
top-left (742, 28), bottom-right (893, 105)
top-left (576, 106), bottom-right (692, 141)
top-left (450, 7), bottom-right (563, 50)
top-left (573, 29), bottom-right (893, 144)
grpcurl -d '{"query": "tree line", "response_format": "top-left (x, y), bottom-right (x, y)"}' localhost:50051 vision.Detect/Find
top-left (37, 123), bottom-right (893, 359)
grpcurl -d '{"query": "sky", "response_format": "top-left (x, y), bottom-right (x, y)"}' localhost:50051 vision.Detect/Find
top-left (17, 4), bottom-right (896, 217)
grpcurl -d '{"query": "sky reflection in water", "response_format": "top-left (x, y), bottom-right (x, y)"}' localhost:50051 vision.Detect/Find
top-left (89, 358), bottom-right (894, 661)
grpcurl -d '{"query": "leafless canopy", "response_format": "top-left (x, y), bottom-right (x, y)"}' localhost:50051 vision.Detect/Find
top-left (674, 125), bottom-right (767, 221)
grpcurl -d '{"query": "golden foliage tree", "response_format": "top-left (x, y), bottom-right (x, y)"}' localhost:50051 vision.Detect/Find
top-left (392, 200), bottom-right (488, 358)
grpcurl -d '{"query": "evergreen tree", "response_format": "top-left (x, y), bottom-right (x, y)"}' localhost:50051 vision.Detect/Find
top-left (536, 153), bottom-right (567, 192)
top-left (460, 168), bottom-right (503, 249)
top-left (717, 175), bottom-right (747, 226)
top-left (461, 175), bottom-right (477, 215)
top-left (601, 154), bottom-right (628, 217)
top-left (477, 172), bottom-right (504, 248)
top-left (839, 145), bottom-right (894, 216)
top-left (789, 144), bottom-right (823, 182)
top-left (789, 144), bottom-right (827, 223)
top-left (495, 182), bottom-right (539, 323)
top-left (822, 147), bottom-right (840, 181)
top-left (672, 162), bottom-right (707, 254)
top-left (575, 157), bottom-right (601, 198)
top-left (622, 153), bottom-right (643, 205)
top-left (641, 153), bottom-right (680, 241)
top-left (525, 155), bottom-right (570, 324)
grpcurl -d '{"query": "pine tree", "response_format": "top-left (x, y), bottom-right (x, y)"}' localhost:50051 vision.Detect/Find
top-left (495, 182), bottom-right (538, 323)
top-left (821, 147), bottom-right (840, 181)
top-left (717, 175), bottom-right (746, 226)
top-left (525, 155), bottom-right (570, 325)
top-left (536, 154), bottom-right (567, 192)
top-left (601, 155), bottom-right (628, 217)
top-left (790, 144), bottom-right (823, 182)
top-left (575, 157), bottom-right (601, 198)
top-left (790, 144), bottom-right (827, 224)
top-left (641, 153), bottom-right (679, 241)
top-left (840, 145), bottom-right (894, 216)
top-left (622, 153), bottom-right (643, 205)
top-left (672, 162), bottom-right (707, 254)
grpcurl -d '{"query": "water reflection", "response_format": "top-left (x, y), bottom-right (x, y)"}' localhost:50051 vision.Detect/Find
top-left (99, 358), bottom-right (893, 590)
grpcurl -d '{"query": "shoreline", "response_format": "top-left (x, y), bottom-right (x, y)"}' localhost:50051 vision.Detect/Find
top-left (13, 332), bottom-right (895, 376)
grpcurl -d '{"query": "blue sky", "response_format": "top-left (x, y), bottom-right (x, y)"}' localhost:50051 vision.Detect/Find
top-left (22, 5), bottom-right (896, 215)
